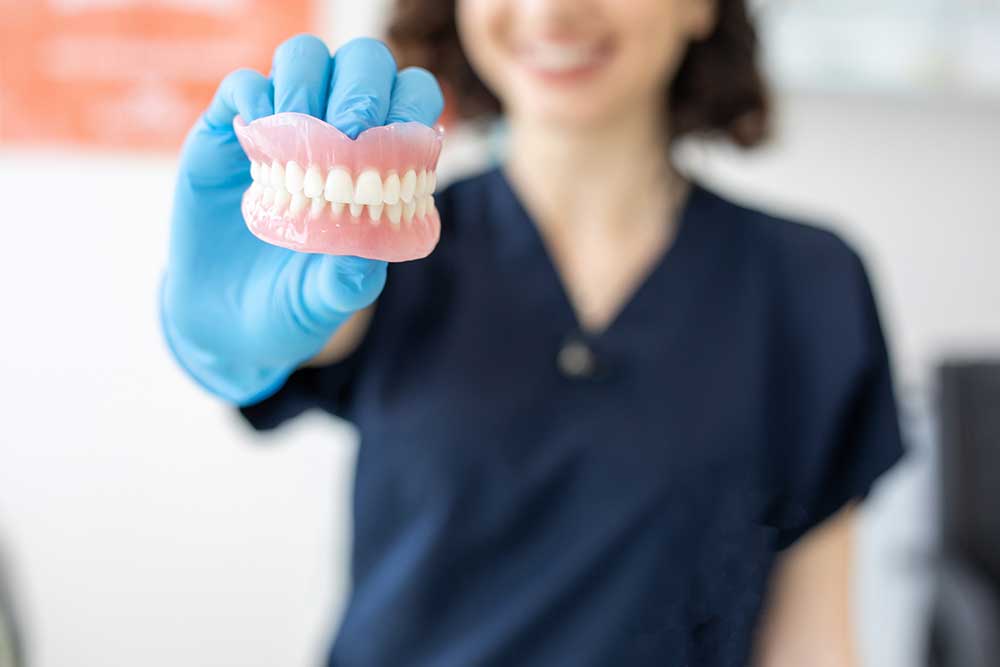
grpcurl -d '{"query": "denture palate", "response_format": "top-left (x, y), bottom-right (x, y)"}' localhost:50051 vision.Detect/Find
top-left (248, 159), bottom-right (437, 227)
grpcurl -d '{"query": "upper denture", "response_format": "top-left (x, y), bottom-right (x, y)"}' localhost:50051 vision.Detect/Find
top-left (234, 112), bottom-right (443, 185)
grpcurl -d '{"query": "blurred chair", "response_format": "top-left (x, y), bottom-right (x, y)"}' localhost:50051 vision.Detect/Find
top-left (927, 360), bottom-right (1000, 667)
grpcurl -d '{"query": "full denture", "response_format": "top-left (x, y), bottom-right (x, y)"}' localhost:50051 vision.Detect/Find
top-left (234, 112), bottom-right (444, 262)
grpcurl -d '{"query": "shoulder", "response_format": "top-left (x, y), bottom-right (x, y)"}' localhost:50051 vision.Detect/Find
top-left (435, 167), bottom-right (503, 209)
top-left (696, 184), bottom-right (872, 308)
top-left (432, 167), bottom-right (504, 235)
top-left (696, 184), bottom-right (881, 360)
top-left (696, 184), bottom-right (865, 281)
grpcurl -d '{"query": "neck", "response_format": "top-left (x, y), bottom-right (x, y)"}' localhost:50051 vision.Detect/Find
top-left (504, 102), bottom-right (680, 236)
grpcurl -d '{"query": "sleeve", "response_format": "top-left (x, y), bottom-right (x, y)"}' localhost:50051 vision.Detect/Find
top-left (237, 350), bottom-right (365, 431)
top-left (773, 242), bottom-right (908, 551)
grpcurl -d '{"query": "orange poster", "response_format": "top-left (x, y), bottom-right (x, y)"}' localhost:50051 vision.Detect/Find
top-left (0, 0), bottom-right (312, 151)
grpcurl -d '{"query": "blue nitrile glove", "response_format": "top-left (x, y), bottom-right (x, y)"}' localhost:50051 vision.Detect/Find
top-left (161, 35), bottom-right (444, 405)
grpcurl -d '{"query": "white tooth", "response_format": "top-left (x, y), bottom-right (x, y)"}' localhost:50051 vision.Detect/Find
top-left (354, 169), bottom-right (383, 205)
top-left (368, 203), bottom-right (383, 224)
top-left (289, 192), bottom-right (307, 215)
top-left (416, 170), bottom-right (428, 198)
top-left (386, 202), bottom-right (402, 225)
top-left (285, 161), bottom-right (304, 193)
top-left (250, 160), bottom-right (260, 182)
top-left (349, 202), bottom-right (364, 218)
top-left (303, 166), bottom-right (324, 198)
top-left (429, 194), bottom-right (437, 214)
top-left (262, 187), bottom-right (275, 207)
top-left (416, 195), bottom-right (428, 219)
top-left (325, 168), bottom-right (354, 203)
top-left (309, 197), bottom-right (326, 217)
top-left (330, 201), bottom-right (345, 217)
top-left (427, 171), bottom-right (437, 194)
top-left (270, 161), bottom-right (285, 188)
top-left (402, 198), bottom-right (416, 224)
top-left (400, 169), bottom-right (417, 203)
top-left (273, 188), bottom-right (290, 212)
top-left (259, 162), bottom-right (271, 186)
top-left (382, 172), bottom-right (400, 205)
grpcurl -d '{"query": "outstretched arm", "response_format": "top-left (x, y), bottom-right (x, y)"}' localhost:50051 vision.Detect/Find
top-left (753, 503), bottom-right (860, 667)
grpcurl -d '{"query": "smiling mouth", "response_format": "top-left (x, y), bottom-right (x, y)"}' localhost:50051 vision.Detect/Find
top-left (517, 40), bottom-right (611, 78)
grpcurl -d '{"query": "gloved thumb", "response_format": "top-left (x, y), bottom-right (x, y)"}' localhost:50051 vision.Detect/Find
top-left (302, 255), bottom-right (388, 320)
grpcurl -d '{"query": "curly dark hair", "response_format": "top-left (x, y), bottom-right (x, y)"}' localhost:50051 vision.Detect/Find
top-left (387, 0), bottom-right (769, 147)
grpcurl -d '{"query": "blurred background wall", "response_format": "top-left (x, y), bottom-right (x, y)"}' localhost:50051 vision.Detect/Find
top-left (0, 1), bottom-right (997, 666)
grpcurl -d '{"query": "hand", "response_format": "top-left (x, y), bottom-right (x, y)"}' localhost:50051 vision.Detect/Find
top-left (161, 35), bottom-right (444, 404)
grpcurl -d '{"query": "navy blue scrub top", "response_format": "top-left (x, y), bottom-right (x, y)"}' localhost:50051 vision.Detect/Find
top-left (241, 168), bottom-right (906, 667)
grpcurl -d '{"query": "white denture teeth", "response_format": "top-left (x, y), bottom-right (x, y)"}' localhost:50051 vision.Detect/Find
top-left (309, 197), bottom-right (326, 217)
top-left (250, 163), bottom-right (439, 225)
top-left (303, 166), bottom-right (324, 198)
top-left (289, 192), bottom-right (307, 215)
top-left (354, 169), bottom-right (383, 205)
top-left (382, 172), bottom-right (400, 205)
top-left (270, 161), bottom-right (285, 188)
top-left (416, 170), bottom-right (428, 198)
top-left (285, 161), bottom-right (304, 193)
top-left (386, 201), bottom-right (402, 226)
top-left (326, 168), bottom-right (354, 203)
top-left (400, 169), bottom-right (417, 203)
top-left (273, 188), bottom-right (290, 212)
top-left (402, 198), bottom-right (416, 224)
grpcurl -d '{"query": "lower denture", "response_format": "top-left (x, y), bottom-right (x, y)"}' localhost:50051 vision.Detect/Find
top-left (234, 112), bottom-right (444, 262)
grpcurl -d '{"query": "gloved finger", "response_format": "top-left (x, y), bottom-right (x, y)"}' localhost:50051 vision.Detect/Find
top-left (271, 33), bottom-right (332, 117)
top-left (305, 255), bottom-right (388, 316)
top-left (204, 68), bottom-right (273, 130)
top-left (385, 67), bottom-right (445, 127)
top-left (325, 37), bottom-right (397, 139)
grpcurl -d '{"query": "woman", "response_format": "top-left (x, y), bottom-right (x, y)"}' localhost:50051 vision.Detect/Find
top-left (161, 0), bottom-right (905, 664)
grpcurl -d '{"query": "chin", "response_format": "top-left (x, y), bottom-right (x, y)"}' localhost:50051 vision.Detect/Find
top-left (508, 85), bottom-right (622, 129)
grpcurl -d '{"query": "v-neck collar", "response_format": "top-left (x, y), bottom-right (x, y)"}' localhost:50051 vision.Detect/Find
top-left (485, 165), bottom-right (715, 341)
